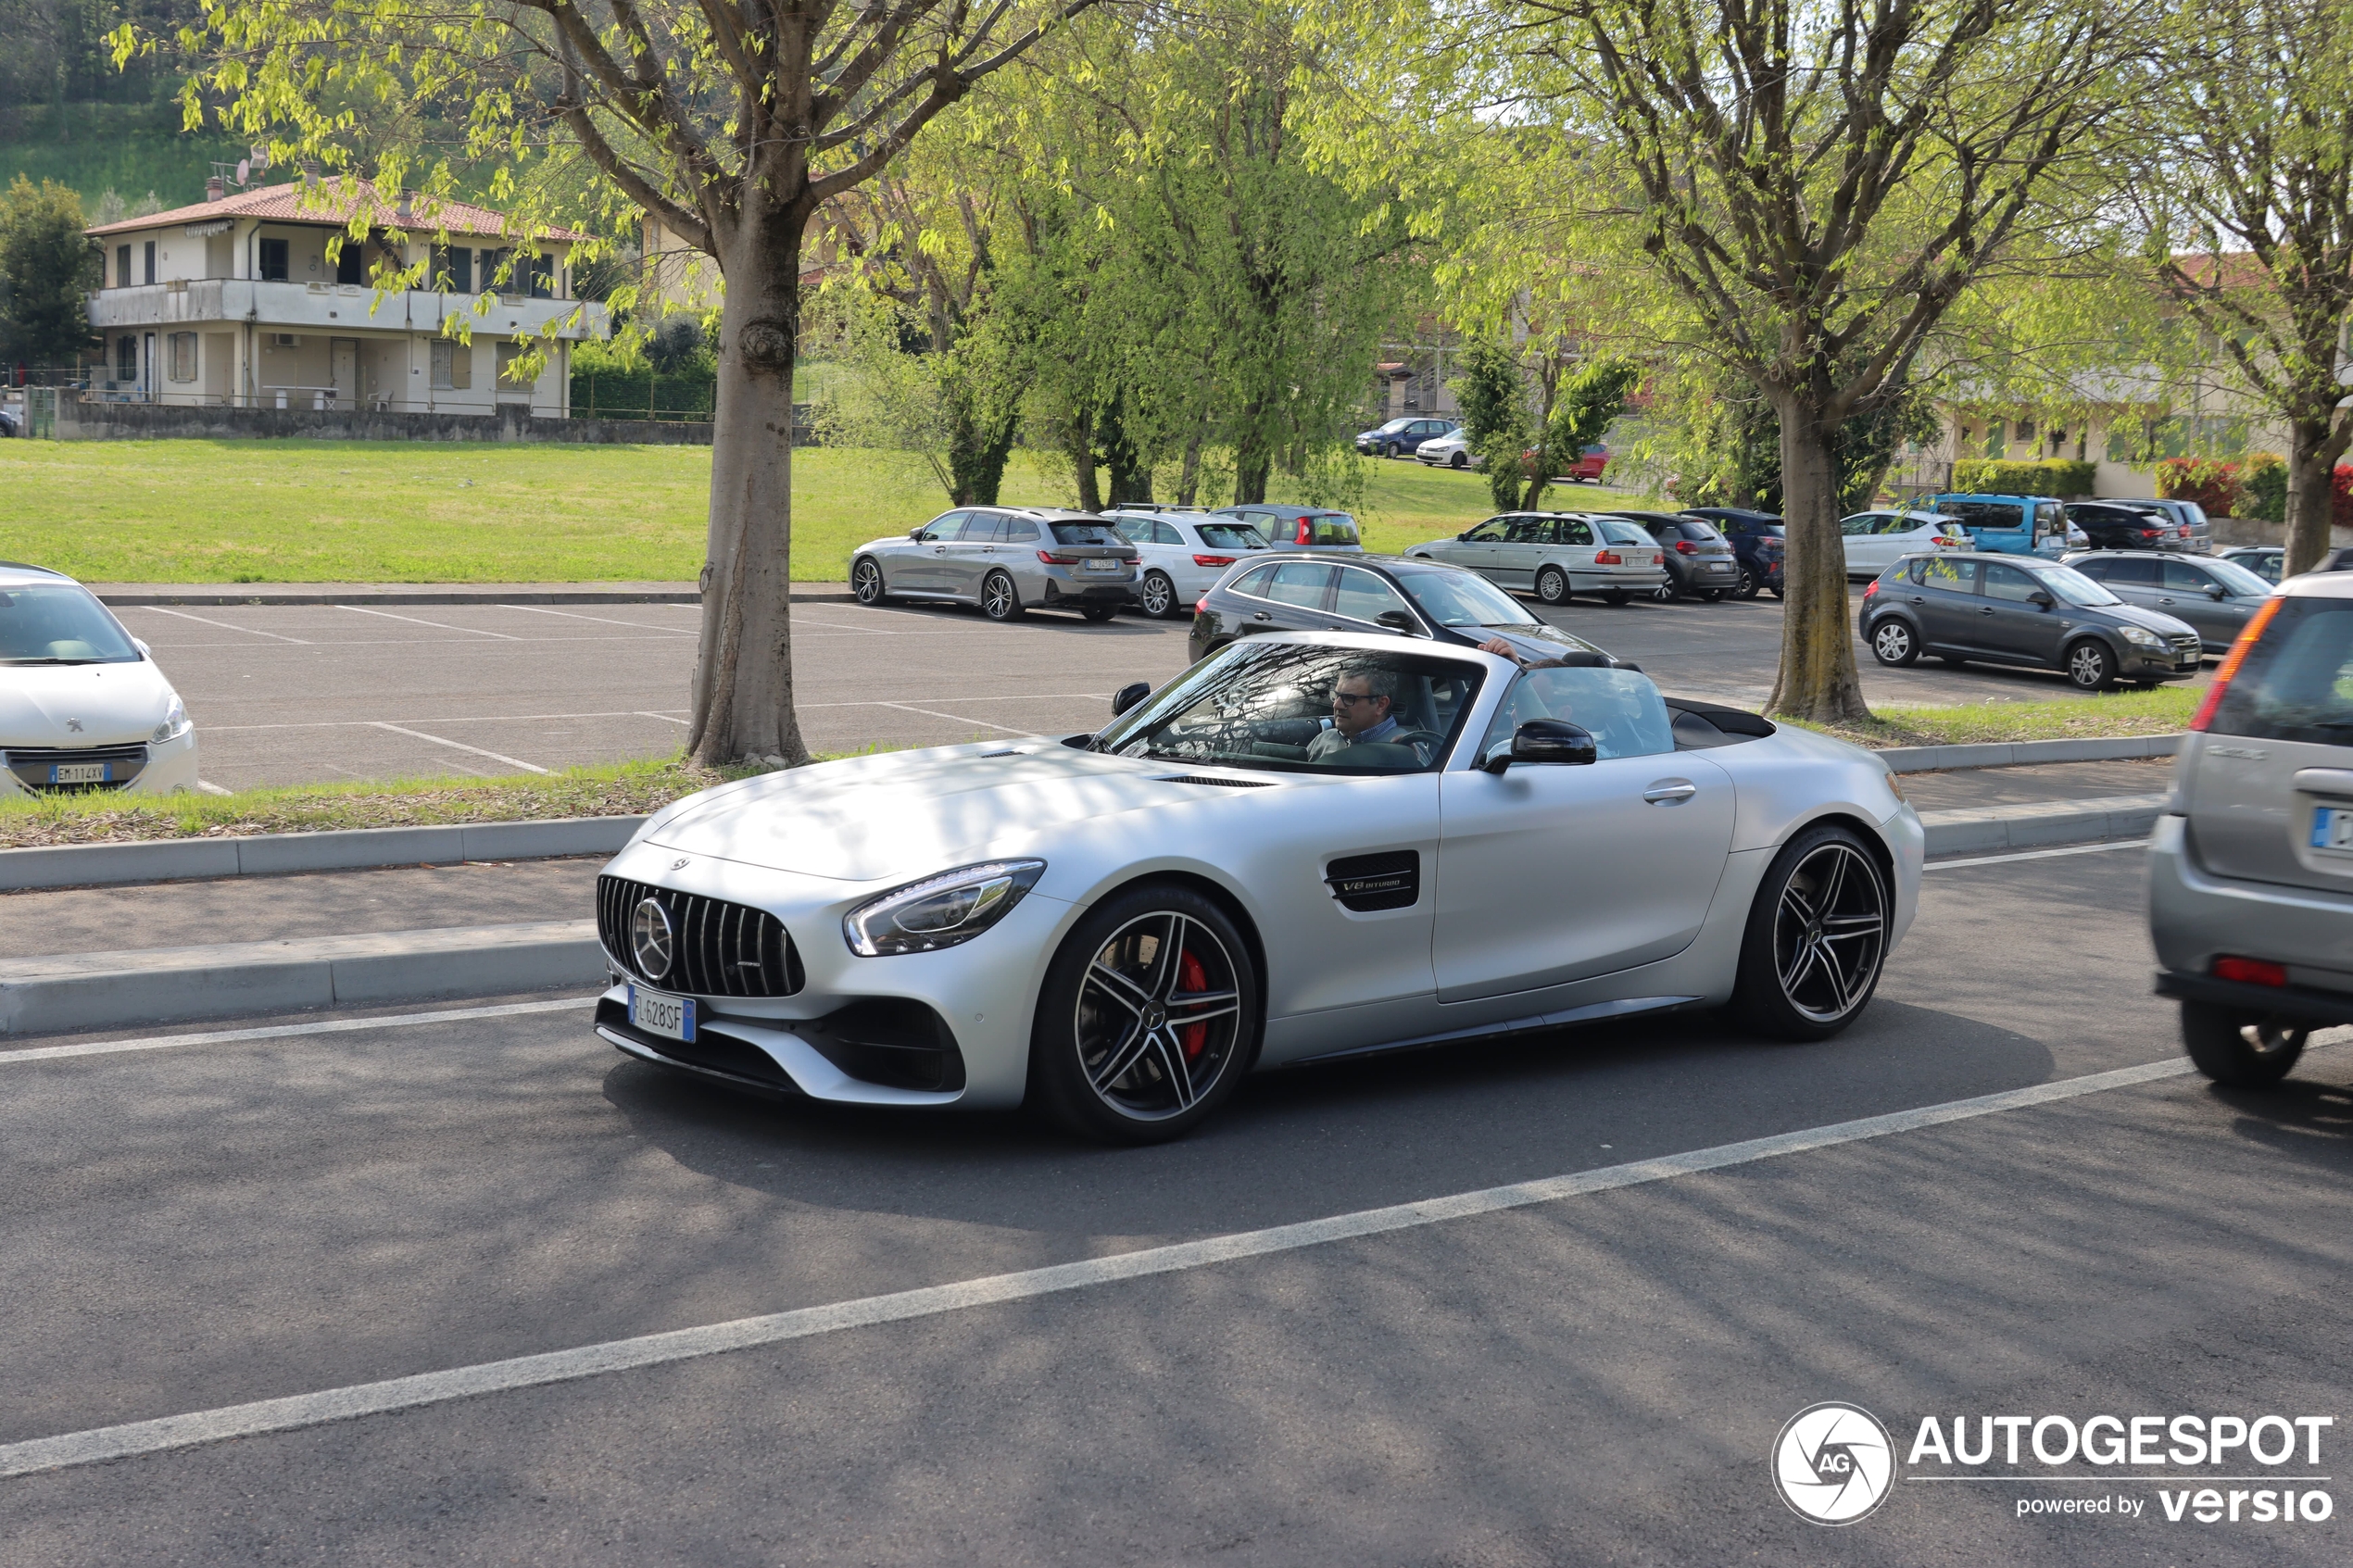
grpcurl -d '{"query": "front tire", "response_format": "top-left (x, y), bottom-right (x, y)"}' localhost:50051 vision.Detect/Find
top-left (2180, 1001), bottom-right (2308, 1086)
top-left (1869, 618), bottom-right (1919, 667)
top-left (1138, 571), bottom-right (1179, 620)
top-left (1450, 452), bottom-right (1467, 470)
top-left (1535, 566), bottom-right (1571, 605)
top-left (1732, 824), bottom-right (1891, 1040)
top-left (1029, 884), bottom-right (1261, 1144)
top-left (2065, 638), bottom-right (2115, 691)
top-left (851, 558), bottom-right (887, 606)
top-left (981, 571), bottom-right (1025, 621)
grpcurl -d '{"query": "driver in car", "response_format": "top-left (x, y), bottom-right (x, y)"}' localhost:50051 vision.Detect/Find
top-left (1308, 666), bottom-right (1432, 765)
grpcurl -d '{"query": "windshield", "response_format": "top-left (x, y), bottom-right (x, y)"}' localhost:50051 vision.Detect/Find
top-left (1096, 642), bottom-right (1485, 775)
top-left (2208, 601), bottom-right (2353, 742)
top-left (1397, 570), bottom-right (1546, 629)
top-left (1377, 419), bottom-right (1415, 433)
top-left (2205, 558), bottom-right (2274, 597)
top-left (2037, 565), bottom-right (2121, 608)
top-left (1196, 523), bottom-right (1267, 551)
top-left (0, 584), bottom-right (142, 664)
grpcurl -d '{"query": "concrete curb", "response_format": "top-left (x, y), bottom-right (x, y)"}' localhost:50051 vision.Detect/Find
top-left (0, 816), bottom-right (646, 893)
top-left (1919, 792), bottom-right (2171, 858)
top-left (89, 583), bottom-right (859, 607)
top-left (0, 921), bottom-right (604, 1035)
top-left (1881, 734), bottom-right (2183, 773)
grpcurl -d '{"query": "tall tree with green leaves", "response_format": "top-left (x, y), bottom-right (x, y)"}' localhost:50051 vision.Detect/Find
top-left (0, 178), bottom-right (99, 368)
top-left (2131, 0), bottom-right (2353, 577)
top-left (148, 0), bottom-right (1103, 766)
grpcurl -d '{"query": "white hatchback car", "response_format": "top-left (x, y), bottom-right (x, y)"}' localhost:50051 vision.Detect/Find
top-left (1838, 509), bottom-right (1975, 579)
top-left (0, 562), bottom-right (197, 797)
top-left (1102, 508), bottom-right (1277, 619)
top-left (1415, 429), bottom-right (1480, 469)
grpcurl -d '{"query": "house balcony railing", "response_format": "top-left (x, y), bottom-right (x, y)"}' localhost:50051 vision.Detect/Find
top-left (86, 280), bottom-right (609, 341)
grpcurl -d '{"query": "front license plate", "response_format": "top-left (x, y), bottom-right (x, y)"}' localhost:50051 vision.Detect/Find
top-left (1084, 558), bottom-right (1123, 573)
top-left (2311, 807), bottom-right (2353, 856)
top-left (49, 763), bottom-right (108, 784)
top-left (628, 985), bottom-right (696, 1042)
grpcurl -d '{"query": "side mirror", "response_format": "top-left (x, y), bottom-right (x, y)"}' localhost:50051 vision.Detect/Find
top-left (2207, 583), bottom-right (2228, 600)
top-left (1110, 681), bottom-right (1151, 717)
top-left (132, 638), bottom-right (151, 658)
top-left (1480, 719), bottom-right (1599, 774)
top-left (2027, 589), bottom-right (2054, 608)
top-left (1374, 609), bottom-right (1418, 633)
top-left (909, 528), bottom-right (927, 541)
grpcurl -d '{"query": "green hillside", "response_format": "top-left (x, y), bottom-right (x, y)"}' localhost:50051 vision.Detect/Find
top-left (0, 103), bottom-right (244, 210)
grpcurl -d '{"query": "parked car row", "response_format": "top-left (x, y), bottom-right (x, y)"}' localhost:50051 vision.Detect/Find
top-left (1857, 550), bottom-right (2208, 691)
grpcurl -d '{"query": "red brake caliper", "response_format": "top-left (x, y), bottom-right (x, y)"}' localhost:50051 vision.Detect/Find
top-left (1177, 947), bottom-right (1210, 1059)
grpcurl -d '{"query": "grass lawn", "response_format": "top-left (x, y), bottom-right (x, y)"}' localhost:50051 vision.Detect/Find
top-left (1794, 683), bottom-right (2201, 749)
top-left (0, 439), bottom-right (1658, 584)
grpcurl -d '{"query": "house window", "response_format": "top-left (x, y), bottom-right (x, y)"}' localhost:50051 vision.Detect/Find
top-left (168, 333), bottom-right (198, 383)
top-left (429, 340), bottom-right (471, 390)
top-left (496, 341), bottom-right (532, 389)
top-left (481, 248), bottom-right (511, 293)
top-left (143, 241), bottom-right (156, 284)
top-left (433, 245), bottom-right (472, 293)
top-left (529, 256), bottom-right (554, 298)
top-left (116, 335), bottom-right (137, 382)
top-left (2017, 418), bottom-right (2035, 441)
top-left (335, 242), bottom-right (365, 285)
top-left (115, 245), bottom-right (131, 288)
top-left (258, 238), bottom-right (290, 282)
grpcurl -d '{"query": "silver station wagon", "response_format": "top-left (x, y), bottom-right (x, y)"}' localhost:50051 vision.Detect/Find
top-left (1405, 512), bottom-right (1668, 606)
top-left (851, 508), bottom-right (1139, 621)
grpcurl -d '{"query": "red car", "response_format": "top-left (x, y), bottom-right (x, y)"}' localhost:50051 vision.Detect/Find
top-left (1518, 443), bottom-right (1610, 483)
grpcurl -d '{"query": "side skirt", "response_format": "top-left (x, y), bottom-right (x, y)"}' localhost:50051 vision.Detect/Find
top-left (1285, 995), bottom-right (1708, 1069)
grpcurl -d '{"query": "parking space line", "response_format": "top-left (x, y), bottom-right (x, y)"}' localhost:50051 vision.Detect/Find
top-left (127, 607), bottom-right (311, 645)
top-left (635, 711), bottom-right (692, 726)
top-left (195, 780), bottom-right (233, 797)
top-left (336, 606), bottom-right (522, 640)
top-left (199, 710), bottom-right (694, 733)
top-left (875, 702), bottom-right (1038, 736)
top-left (1926, 840), bottom-right (2149, 872)
top-left (367, 721), bottom-right (552, 774)
top-left (0, 1048), bottom-right (2259, 1482)
top-left (0, 997), bottom-right (593, 1066)
top-left (498, 606), bottom-right (697, 635)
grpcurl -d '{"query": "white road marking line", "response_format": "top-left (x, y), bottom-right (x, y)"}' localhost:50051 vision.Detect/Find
top-left (788, 616), bottom-right (898, 634)
top-left (127, 606), bottom-right (311, 644)
top-left (1926, 839), bottom-right (2150, 871)
top-left (0, 997), bottom-right (593, 1065)
top-left (335, 606), bottom-right (522, 640)
top-left (367, 721), bottom-right (552, 774)
top-left (497, 605), bottom-right (696, 634)
top-left (200, 709), bottom-right (697, 734)
top-left (195, 780), bottom-right (233, 797)
top-left (635, 710), bottom-right (692, 726)
top-left (875, 701), bottom-right (1038, 736)
top-left (0, 1050), bottom-right (2240, 1481)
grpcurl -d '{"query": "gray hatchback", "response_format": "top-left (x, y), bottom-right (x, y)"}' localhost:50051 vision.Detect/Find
top-left (1859, 552), bottom-right (2204, 690)
top-left (2151, 570), bottom-right (2353, 1085)
top-left (2062, 550), bottom-right (2274, 654)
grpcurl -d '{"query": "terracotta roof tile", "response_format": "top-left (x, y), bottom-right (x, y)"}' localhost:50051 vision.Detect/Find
top-left (85, 180), bottom-right (586, 242)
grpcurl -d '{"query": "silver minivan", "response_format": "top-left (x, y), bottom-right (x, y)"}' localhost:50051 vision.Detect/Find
top-left (2151, 570), bottom-right (2353, 1085)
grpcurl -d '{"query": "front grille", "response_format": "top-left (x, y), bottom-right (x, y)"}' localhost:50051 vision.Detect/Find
top-left (598, 874), bottom-right (805, 997)
top-left (5, 742), bottom-right (148, 794)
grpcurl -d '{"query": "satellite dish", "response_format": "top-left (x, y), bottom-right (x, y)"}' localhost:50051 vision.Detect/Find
top-left (235, 158), bottom-right (250, 186)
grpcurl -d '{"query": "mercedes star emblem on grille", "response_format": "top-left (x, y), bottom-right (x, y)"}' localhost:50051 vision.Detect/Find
top-left (631, 897), bottom-right (675, 981)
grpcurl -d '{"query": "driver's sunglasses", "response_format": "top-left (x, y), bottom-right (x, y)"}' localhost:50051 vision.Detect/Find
top-left (1331, 690), bottom-right (1381, 707)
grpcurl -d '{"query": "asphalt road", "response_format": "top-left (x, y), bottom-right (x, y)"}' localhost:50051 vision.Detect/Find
top-left (5, 844), bottom-right (2347, 1564)
top-left (122, 588), bottom-right (2202, 790)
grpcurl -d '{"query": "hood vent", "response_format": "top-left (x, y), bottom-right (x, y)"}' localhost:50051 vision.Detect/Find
top-left (1154, 774), bottom-right (1274, 788)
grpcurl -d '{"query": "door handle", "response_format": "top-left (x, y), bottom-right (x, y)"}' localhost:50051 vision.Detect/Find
top-left (1907, 596), bottom-right (1925, 605)
top-left (1642, 779), bottom-right (1698, 805)
top-left (2293, 768), bottom-right (2353, 797)
top-left (2158, 596), bottom-right (2174, 605)
top-left (1979, 605), bottom-right (1995, 615)
top-left (1252, 610), bottom-right (1273, 621)
top-left (933, 546), bottom-right (948, 555)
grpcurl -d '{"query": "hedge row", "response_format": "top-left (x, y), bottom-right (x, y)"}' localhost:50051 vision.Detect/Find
top-left (1949, 458), bottom-right (2096, 496)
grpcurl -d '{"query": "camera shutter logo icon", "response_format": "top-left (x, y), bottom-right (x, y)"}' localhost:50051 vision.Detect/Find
top-left (1772, 1402), bottom-right (1896, 1524)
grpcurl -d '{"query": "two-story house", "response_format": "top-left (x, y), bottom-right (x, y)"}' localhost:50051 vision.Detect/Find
top-left (85, 179), bottom-right (608, 417)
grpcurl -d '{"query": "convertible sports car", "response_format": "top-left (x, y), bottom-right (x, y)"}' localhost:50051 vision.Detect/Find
top-left (593, 632), bottom-right (1922, 1142)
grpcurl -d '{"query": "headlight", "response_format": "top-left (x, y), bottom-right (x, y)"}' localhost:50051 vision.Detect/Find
top-left (843, 859), bottom-right (1047, 956)
top-left (150, 695), bottom-right (189, 745)
top-left (2119, 625), bottom-right (2162, 647)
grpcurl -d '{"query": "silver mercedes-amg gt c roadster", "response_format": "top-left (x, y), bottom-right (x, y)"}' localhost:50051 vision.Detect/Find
top-left (595, 631), bottom-right (1922, 1142)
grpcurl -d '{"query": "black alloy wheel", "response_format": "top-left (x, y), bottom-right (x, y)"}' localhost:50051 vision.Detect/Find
top-left (1735, 565), bottom-right (1761, 599)
top-left (2066, 638), bottom-right (2115, 691)
top-left (1030, 884), bottom-right (1260, 1143)
top-left (1139, 571), bottom-right (1178, 620)
top-left (1733, 824), bottom-right (1891, 1039)
top-left (851, 558), bottom-right (887, 606)
top-left (1869, 618), bottom-right (1919, 667)
top-left (2180, 1001), bottom-right (2309, 1085)
top-left (1535, 566), bottom-right (1571, 605)
top-left (981, 571), bottom-right (1025, 621)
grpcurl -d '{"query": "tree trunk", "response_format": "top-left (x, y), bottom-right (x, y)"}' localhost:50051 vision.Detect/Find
top-left (1068, 408), bottom-right (1102, 513)
top-left (1177, 420), bottom-right (1206, 505)
top-left (1234, 410), bottom-right (1271, 504)
top-left (688, 214), bottom-right (809, 770)
top-left (1102, 395), bottom-right (1151, 506)
top-left (968, 410), bottom-right (1017, 506)
top-left (1767, 395), bottom-right (1872, 723)
top-left (2284, 414), bottom-right (2348, 577)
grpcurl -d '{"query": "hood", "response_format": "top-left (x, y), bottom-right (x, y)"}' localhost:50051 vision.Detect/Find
top-left (0, 661), bottom-right (176, 747)
top-left (2104, 602), bottom-right (2200, 639)
top-left (641, 743), bottom-right (1316, 883)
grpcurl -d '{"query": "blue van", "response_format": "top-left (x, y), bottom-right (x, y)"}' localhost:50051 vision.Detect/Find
top-left (1928, 494), bottom-right (2072, 556)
